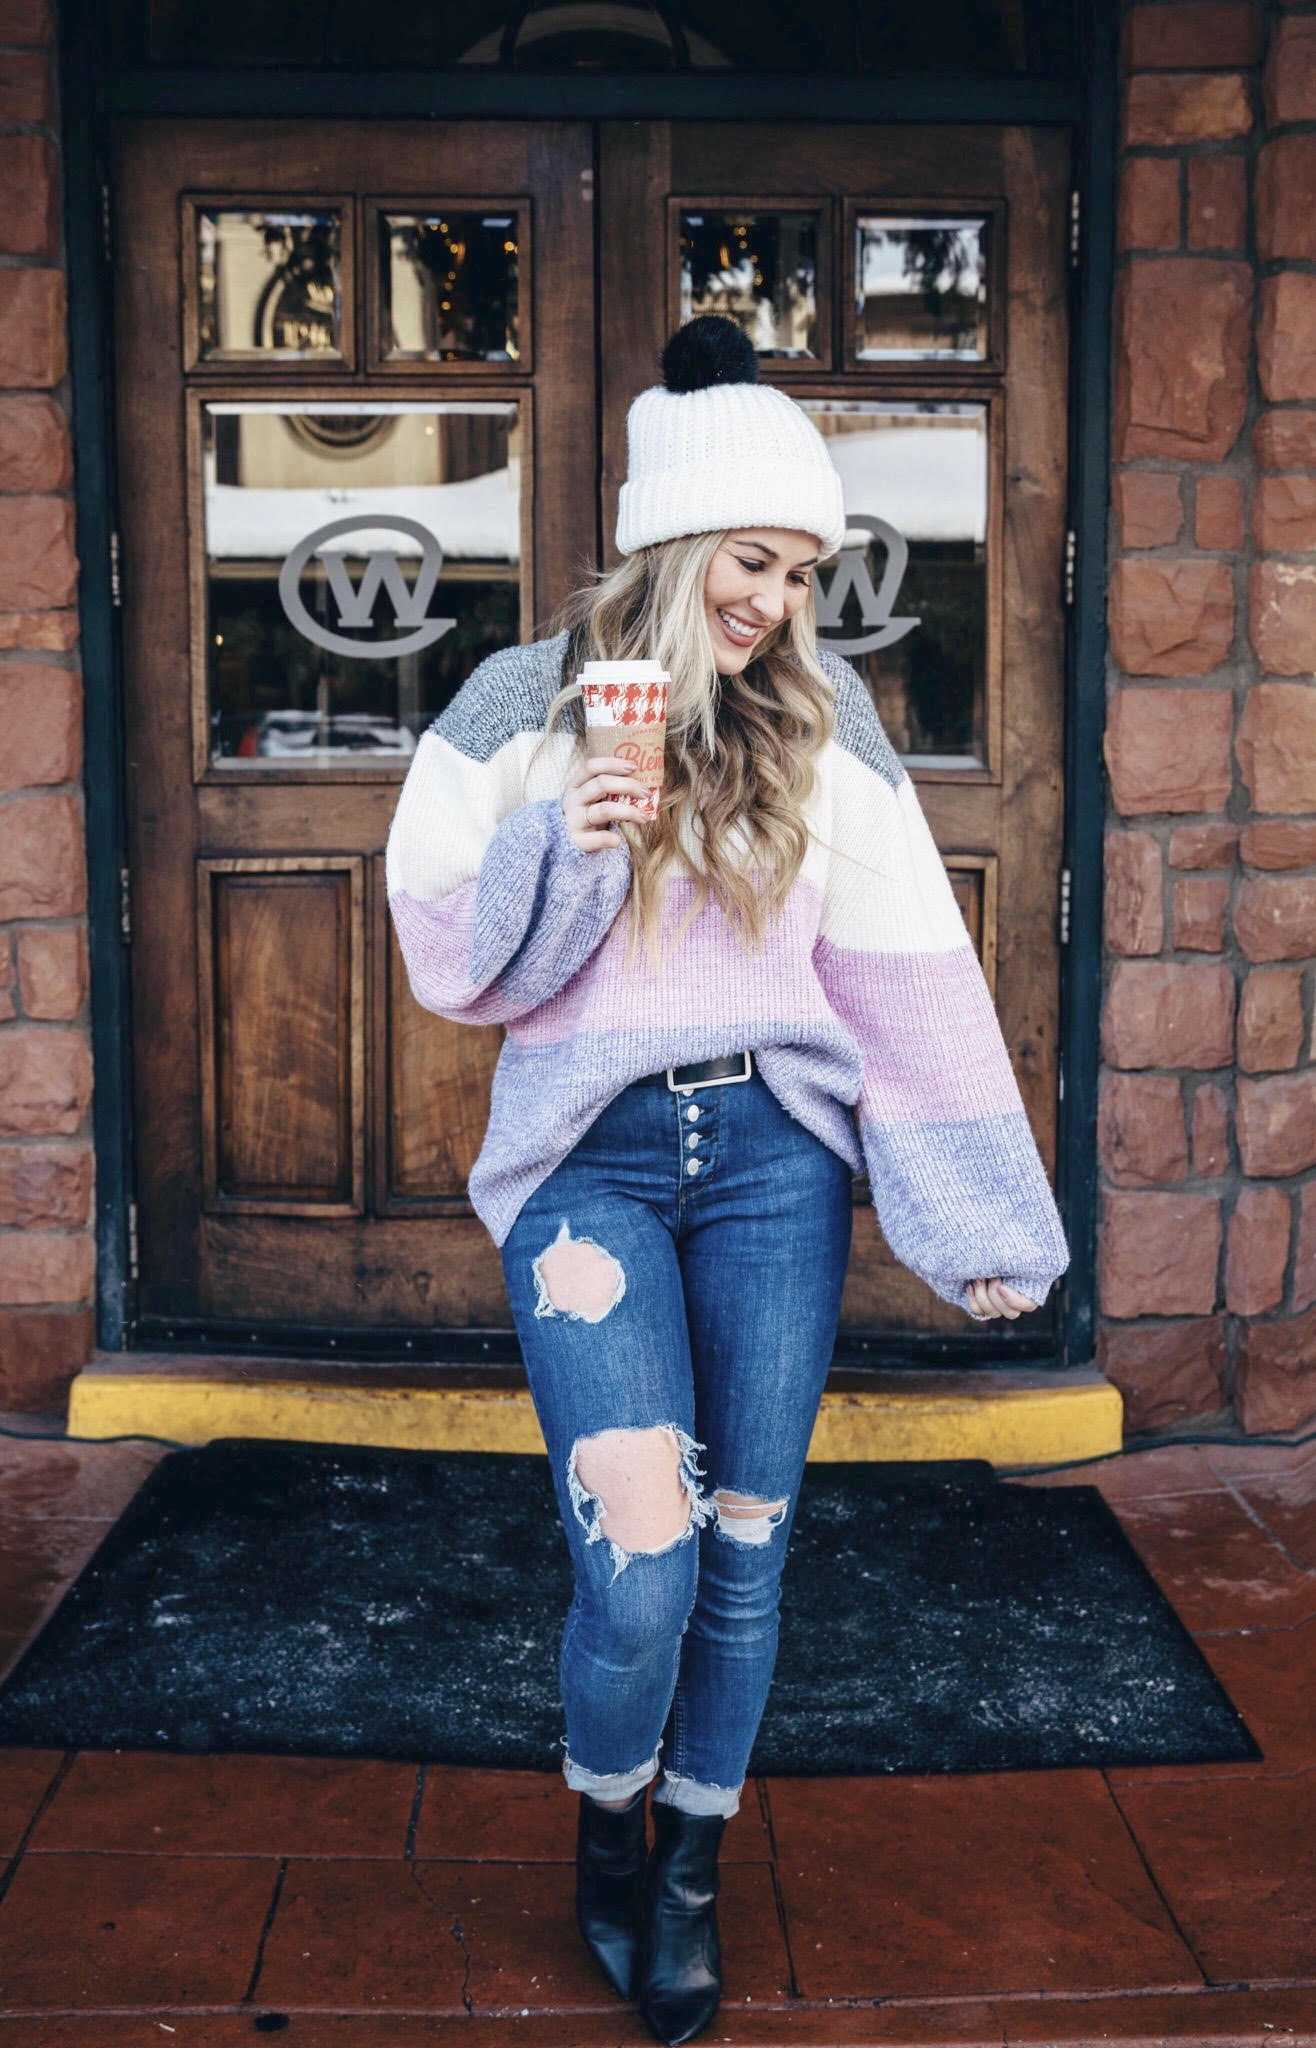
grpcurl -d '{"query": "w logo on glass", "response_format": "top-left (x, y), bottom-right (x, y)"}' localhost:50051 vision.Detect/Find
top-left (278, 514), bottom-right (457, 659)
top-left (815, 515), bottom-right (920, 657)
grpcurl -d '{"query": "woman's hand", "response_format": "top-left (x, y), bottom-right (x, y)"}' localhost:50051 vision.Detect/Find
top-left (966, 1279), bottom-right (1037, 1320)
top-left (562, 756), bottom-right (640, 851)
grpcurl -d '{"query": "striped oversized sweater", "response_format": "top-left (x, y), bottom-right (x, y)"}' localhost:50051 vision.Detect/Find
top-left (386, 633), bottom-right (1069, 1312)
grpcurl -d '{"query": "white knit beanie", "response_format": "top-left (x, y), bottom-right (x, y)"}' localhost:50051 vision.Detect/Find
top-left (615, 317), bottom-right (847, 561)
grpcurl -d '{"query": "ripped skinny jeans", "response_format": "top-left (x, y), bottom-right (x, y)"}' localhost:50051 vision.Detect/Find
top-left (500, 1070), bottom-right (853, 1819)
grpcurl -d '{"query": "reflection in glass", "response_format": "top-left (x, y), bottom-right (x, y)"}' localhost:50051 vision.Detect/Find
top-left (382, 212), bottom-right (519, 361)
top-left (854, 216), bottom-right (988, 360)
top-left (680, 211), bottom-right (818, 357)
top-left (802, 401), bottom-right (988, 766)
top-left (196, 209), bottom-right (343, 360)
top-left (203, 401), bottom-right (521, 765)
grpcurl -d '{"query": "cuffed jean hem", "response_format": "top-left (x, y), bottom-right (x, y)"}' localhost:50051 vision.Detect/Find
top-left (563, 1748), bottom-right (661, 1803)
top-left (653, 1770), bottom-right (742, 1819)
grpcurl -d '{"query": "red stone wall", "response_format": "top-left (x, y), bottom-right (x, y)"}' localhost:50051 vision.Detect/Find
top-left (1102, 0), bottom-right (1316, 1434)
top-left (0, 0), bottom-right (94, 1412)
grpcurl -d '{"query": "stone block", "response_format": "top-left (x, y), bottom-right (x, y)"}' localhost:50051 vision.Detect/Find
top-left (1191, 1082), bottom-right (1231, 1175)
top-left (1240, 820), bottom-right (1316, 868)
top-left (1195, 476), bottom-right (1244, 551)
top-left (0, 1231), bottom-right (94, 1308)
top-left (1264, 11), bottom-right (1316, 125)
top-left (0, 1306), bottom-right (92, 1414)
top-left (0, 1027), bottom-right (91, 1137)
top-left (1104, 829), bottom-right (1165, 954)
top-left (1100, 1190), bottom-right (1222, 1318)
top-left (1126, 2), bottom-right (1261, 67)
top-left (1113, 471), bottom-right (1183, 549)
top-left (1102, 961), bottom-right (1235, 1069)
top-left (0, 49), bottom-right (52, 123)
top-left (1253, 477), bottom-right (1316, 553)
top-left (1108, 560), bottom-right (1234, 675)
top-left (1097, 1318), bottom-right (1229, 1433)
top-left (1294, 1182), bottom-right (1316, 1312)
top-left (1256, 134), bottom-right (1316, 263)
top-left (1236, 683), bottom-right (1316, 809)
top-left (1235, 1307), bottom-right (1316, 1434)
top-left (1119, 158), bottom-right (1181, 251)
top-left (0, 664), bottom-right (80, 790)
top-left (0, 1144), bottom-right (92, 1227)
top-left (0, 396), bottom-right (70, 494)
top-left (1237, 1070), bottom-right (1316, 1175)
top-left (1238, 967), bottom-right (1306, 1073)
top-left (17, 927), bottom-right (85, 1020)
top-left (1235, 875), bottom-right (1316, 960)
top-left (0, 270), bottom-right (65, 389)
top-left (1169, 823), bottom-right (1238, 868)
top-left (1172, 877), bottom-right (1228, 950)
top-left (1188, 154), bottom-right (1248, 251)
top-left (0, 612), bottom-right (77, 653)
top-left (1116, 260), bottom-right (1251, 460)
top-left (1124, 73), bottom-right (1252, 145)
top-left (0, 0), bottom-right (52, 42)
top-left (1104, 687), bottom-right (1233, 814)
top-left (1098, 1072), bottom-right (1188, 1186)
top-left (1250, 563), bottom-right (1316, 674)
top-left (0, 497), bottom-right (76, 612)
top-left (1259, 273), bottom-right (1316, 402)
top-left (0, 792), bottom-right (86, 920)
top-left (1254, 410), bottom-right (1316, 470)
top-left (0, 137), bottom-right (58, 259)
top-left (1226, 1184), bottom-right (1292, 1314)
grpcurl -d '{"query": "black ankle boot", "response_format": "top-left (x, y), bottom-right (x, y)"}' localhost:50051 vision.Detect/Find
top-left (638, 1803), bottom-right (726, 2046)
top-left (575, 1787), bottom-right (648, 1999)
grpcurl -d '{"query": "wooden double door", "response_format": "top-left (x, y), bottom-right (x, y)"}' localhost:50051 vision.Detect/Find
top-left (116, 116), bottom-right (1070, 1348)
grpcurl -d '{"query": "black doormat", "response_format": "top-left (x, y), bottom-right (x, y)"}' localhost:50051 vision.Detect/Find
top-left (0, 1439), bottom-right (1257, 1775)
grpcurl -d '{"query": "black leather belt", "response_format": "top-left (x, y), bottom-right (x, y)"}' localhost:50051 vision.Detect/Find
top-left (637, 1051), bottom-right (755, 1092)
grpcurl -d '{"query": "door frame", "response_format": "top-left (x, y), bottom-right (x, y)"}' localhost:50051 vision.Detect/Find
top-left (61, 0), bottom-right (1117, 1365)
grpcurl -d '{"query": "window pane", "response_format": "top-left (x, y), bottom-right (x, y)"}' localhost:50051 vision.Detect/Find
top-left (680, 211), bottom-right (818, 358)
top-left (196, 208), bottom-right (344, 360)
top-left (854, 216), bottom-right (989, 361)
top-left (203, 401), bottom-right (521, 766)
top-left (381, 212), bottom-right (520, 362)
top-left (802, 401), bottom-right (988, 767)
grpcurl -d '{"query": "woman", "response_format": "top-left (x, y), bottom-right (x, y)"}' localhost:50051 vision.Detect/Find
top-left (387, 315), bottom-right (1068, 2046)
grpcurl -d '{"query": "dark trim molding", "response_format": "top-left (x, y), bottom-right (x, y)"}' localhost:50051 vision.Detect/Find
top-left (101, 68), bottom-right (1083, 125)
top-left (62, 0), bottom-right (136, 1351)
top-left (1056, 0), bottom-right (1117, 1366)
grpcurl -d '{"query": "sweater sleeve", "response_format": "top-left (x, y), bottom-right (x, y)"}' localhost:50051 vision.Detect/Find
top-left (813, 655), bottom-right (1069, 1314)
top-left (385, 648), bottom-right (632, 1027)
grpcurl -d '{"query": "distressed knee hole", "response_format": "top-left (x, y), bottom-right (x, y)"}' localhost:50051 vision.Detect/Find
top-left (532, 1220), bottom-right (626, 1324)
top-left (713, 1489), bottom-right (790, 1546)
top-left (567, 1424), bottom-right (714, 1579)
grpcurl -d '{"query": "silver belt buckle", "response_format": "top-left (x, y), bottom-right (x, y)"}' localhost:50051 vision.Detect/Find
top-left (665, 1050), bottom-right (753, 1095)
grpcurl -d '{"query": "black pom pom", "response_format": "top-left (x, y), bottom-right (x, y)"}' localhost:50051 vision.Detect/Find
top-left (661, 316), bottom-right (759, 394)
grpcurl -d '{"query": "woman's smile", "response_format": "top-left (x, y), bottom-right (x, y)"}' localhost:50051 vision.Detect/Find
top-left (714, 607), bottom-right (760, 647)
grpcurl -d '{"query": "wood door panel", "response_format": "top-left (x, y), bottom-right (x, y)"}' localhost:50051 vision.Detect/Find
top-left (602, 121), bottom-right (1069, 1345)
top-left (197, 1214), bottom-right (510, 1326)
top-left (198, 858), bottom-right (365, 1214)
top-left (386, 917), bottom-right (501, 1205)
top-left (119, 116), bottom-right (593, 1332)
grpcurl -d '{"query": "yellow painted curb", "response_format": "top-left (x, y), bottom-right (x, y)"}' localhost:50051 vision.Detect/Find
top-left (68, 1369), bottom-right (1122, 1468)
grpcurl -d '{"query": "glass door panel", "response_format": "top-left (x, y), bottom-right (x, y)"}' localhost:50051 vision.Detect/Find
top-left (196, 398), bottom-right (525, 771)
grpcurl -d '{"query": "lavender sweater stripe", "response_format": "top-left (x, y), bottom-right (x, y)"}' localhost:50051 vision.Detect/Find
top-left (386, 636), bottom-right (1069, 1311)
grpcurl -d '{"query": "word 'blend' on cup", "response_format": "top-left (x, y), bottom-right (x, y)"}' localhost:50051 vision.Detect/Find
top-left (579, 660), bottom-right (669, 820)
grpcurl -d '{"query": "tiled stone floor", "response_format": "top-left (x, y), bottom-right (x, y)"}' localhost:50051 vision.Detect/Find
top-left (0, 1424), bottom-right (1314, 2044)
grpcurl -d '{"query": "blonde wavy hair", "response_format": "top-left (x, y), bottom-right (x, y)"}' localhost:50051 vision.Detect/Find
top-left (541, 532), bottom-right (835, 953)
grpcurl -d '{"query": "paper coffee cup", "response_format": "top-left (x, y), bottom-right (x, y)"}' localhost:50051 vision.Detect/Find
top-left (579, 659), bottom-right (669, 820)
